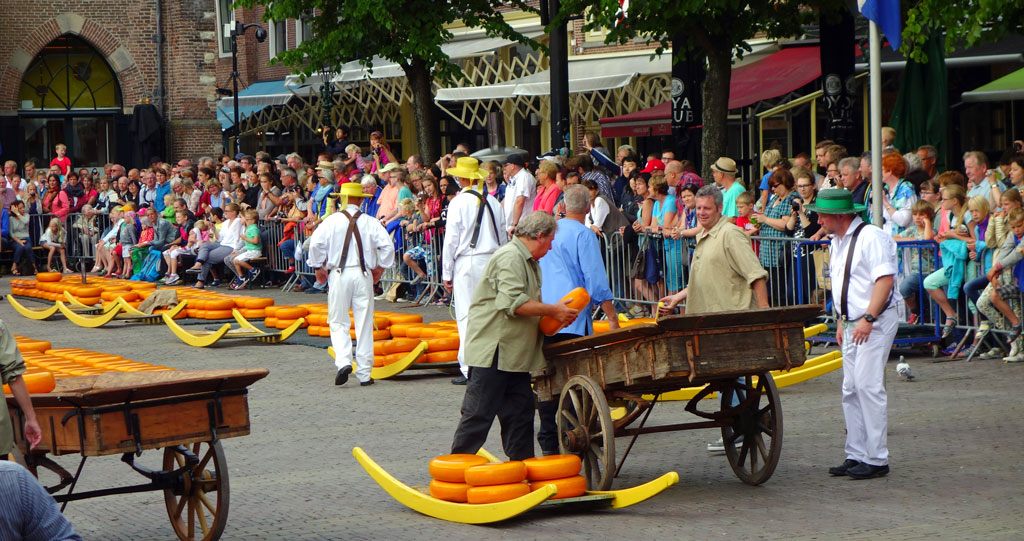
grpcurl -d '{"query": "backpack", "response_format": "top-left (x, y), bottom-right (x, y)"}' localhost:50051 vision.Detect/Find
top-left (132, 250), bottom-right (163, 282)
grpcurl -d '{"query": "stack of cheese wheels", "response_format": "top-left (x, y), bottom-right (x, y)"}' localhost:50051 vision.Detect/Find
top-left (523, 455), bottom-right (586, 499)
top-left (428, 454), bottom-right (488, 503)
top-left (462, 461), bottom-right (530, 504)
top-left (372, 338), bottom-right (421, 367)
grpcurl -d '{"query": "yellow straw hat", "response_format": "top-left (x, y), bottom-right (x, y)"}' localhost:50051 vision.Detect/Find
top-left (446, 157), bottom-right (487, 180)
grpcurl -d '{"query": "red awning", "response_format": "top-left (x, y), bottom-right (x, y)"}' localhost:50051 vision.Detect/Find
top-left (599, 46), bottom-right (821, 138)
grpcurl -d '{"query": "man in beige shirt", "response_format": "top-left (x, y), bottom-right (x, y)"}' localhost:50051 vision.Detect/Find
top-left (1, 319), bottom-right (42, 459)
top-left (660, 185), bottom-right (769, 314)
top-left (450, 212), bottom-right (579, 460)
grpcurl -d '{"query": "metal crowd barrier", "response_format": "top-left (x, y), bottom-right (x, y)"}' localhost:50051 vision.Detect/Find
top-left (376, 223), bottom-right (446, 305)
top-left (601, 230), bottom-right (692, 315)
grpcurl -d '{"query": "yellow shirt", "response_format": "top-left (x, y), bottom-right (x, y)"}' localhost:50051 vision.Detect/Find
top-left (465, 238), bottom-right (545, 373)
top-left (687, 217), bottom-right (768, 314)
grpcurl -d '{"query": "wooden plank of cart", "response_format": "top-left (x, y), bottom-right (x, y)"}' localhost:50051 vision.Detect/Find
top-left (5, 368), bottom-right (268, 541)
top-left (533, 305), bottom-right (822, 491)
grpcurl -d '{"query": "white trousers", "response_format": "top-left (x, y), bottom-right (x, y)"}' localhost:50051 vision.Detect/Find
top-left (839, 307), bottom-right (898, 466)
top-left (327, 267), bottom-right (374, 383)
top-left (452, 254), bottom-right (491, 377)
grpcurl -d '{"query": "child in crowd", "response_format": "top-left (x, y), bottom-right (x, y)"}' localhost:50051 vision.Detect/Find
top-left (164, 214), bottom-right (215, 286)
top-left (49, 143), bottom-right (71, 177)
top-left (894, 200), bottom-right (937, 324)
top-left (980, 208), bottom-right (1024, 362)
top-left (40, 217), bottom-right (69, 272)
top-left (117, 210), bottom-right (138, 279)
top-left (229, 209), bottom-right (262, 289)
top-left (735, 191), bottom-right (760, 255)
top-left (162, 194), bottom-right (176, 220)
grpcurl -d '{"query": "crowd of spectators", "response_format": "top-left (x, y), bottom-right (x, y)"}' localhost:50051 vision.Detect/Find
top-left (3, 131), bottom-right (1023, 356)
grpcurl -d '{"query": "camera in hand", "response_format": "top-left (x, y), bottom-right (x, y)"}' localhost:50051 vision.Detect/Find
top-left (790, 200), bottom-right (801, 212)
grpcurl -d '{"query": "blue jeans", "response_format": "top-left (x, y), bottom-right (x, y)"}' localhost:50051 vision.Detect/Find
top-left (963, 276), bottom-right (990, 320)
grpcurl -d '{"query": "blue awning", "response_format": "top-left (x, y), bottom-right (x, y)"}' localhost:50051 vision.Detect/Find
top-left (217, 79), bottom-right (311, 130)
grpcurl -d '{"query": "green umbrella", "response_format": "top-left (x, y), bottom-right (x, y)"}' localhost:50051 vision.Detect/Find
top-left (891, 31), bottom-right (948, 172)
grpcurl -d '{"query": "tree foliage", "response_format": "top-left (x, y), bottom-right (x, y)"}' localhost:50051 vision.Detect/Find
top-left (234, 0), bottom-right (544, 162)
top-left (902, 0), bottom-right (1024, 63)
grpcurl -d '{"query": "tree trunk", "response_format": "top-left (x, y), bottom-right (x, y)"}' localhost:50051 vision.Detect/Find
top-left (406, 58), bottom-right (439, 164)
top-left (700, 46), bottom-right (732, 183)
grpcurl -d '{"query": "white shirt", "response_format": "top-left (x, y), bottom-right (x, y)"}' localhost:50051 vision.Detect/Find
top-left (502, 167), bottom-right (537, 227)
top-left (306, 204), bottom-right (395, 271)
top-left (219, 217), bottom-right (245, 251)
top-left (585, 196), bottom-right (610, 230)
top-left (828, 217), bottom-right (901, 320)
top-left (442, 187), bottom-right (507, 281)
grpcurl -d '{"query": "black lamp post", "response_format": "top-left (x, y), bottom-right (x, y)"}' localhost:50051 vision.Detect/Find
top-left (229, 21), bottom-right (267, 157)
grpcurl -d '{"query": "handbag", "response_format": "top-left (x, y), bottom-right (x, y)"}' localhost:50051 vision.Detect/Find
top-left (630, 236), bottom-right (648, 280)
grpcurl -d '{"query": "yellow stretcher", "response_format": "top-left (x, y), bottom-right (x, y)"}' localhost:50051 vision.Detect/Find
top-left (161, 310), bottom-right (305, 347)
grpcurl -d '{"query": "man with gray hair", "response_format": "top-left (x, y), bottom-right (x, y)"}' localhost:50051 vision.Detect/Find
top-left (902, 152), bottom-right (923, 175)
top-left (660, 185), bottom-right (768, 314)
top-left (964, 150), bottom-right (1005, 208)
top-left (535, 185), bottom-right (619, 454)
top-left (450, 210), bottom-right (580, 460)
top-left (916, 145), bottom-right (938, 180)
top-left (838, 156), bottom-right (867, 207)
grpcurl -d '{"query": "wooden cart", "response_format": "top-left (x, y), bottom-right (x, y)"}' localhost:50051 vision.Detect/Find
top-left (5, 368), bottom-right (268, 541)
top-left (534, 305), bottom-right (821, 491)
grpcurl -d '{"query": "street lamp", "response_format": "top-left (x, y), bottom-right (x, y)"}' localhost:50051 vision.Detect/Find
top-left (229, 21), bottom-right (267, 157)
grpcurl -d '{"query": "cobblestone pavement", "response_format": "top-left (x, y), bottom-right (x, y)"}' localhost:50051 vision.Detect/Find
top-left (4, 283), bottom-right (1024, 539)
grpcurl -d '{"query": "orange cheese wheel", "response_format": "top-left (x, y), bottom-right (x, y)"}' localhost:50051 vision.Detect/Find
top-left (205, 299), bottom-right (236, 310)
top-left (307, 325), bottom-right (322, 336)
top-left (127, 282), bottom-right (156, 290)
top-left (403, 326), bottom-right (427, 338)
top-left (35, 272), bottom-right (62, 282)
top-left (318, 326), bottom-right (331, 338)
top-left (373, 356), bottom-right (386, 367)
top-left (388, 323), bottom-right (413, 337)
top-left (429, 454), bottom-right (489, 483)
top-left (417, 327), bottom-right (444, 338)
top-left (382, 352), bottom-right (408, 365)
top-left (75, 286), bottom-right (103, 297)
top-left (2, 371), bottom-right (56, 394)
top-left (464, 461), bottom-right (527, 486)
top-left (190, 299), bottom-right (210, 310)
top-left (422, 350), bottom-right (458, 364)
top-left (264, 317), bottom-right (278, 328)
top-left (275, 318), bottom-right (307, 329)
top-left (540, 287), bottom-right (590, 336)
top-left (529, 475), bottom-right (587, 499)
top-left (349, 329), bottom-right (390, 341)
top-left (307, 313), bottom-right (329, 326)
top-left (17, 341), bottom-right (52, 353)
top-left (297, 303), bottom-right (328, 313)
top-left (185, 308), bottom-right (200, 318)
top-left (244, 297), bottom-right (275, 309)
top-left (76, 297), bottom-right (102, 306)
top-left (466, 482), bottom-right (531, 504)
top-left (522, 455), bottom-right (582, 481)
top-left (274, 306), bottom-right (309, 319)
top-left (264, 305), bottom-right (280, 317)
top-left (387, 313), bottom-right (423, 325)
top-left (593, 321), bottom-right (612, 334)
top-left (382, 338), bottom-right (421, 355)
top-left (204, 309), bottom-right (234, 320)
top-left (429, 479), bottom-right (471, 503)
top-left (424, 337), bottom-right (459, 352)
top-left (239, 308), bottom-right (266, 319)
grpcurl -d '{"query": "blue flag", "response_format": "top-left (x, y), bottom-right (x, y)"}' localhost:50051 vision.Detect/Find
top-left (859, 0), bottom-right (902, 51)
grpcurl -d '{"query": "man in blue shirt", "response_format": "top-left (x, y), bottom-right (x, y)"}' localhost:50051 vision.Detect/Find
top-left (0, 461), bottom-right (81, 540)
top-left (536, 184), bottom-right (620, 455)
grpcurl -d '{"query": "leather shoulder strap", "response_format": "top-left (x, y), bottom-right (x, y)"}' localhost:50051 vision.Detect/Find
top-left (840, 222), bottom-right (868, 319)
top-left (339, 210), bottom-right (367, 273)
top-left (464, 190), bottom-right (500, 249)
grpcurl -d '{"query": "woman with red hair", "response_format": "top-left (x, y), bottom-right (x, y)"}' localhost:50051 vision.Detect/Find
top-left (868, 153), bottom-right (917, 236)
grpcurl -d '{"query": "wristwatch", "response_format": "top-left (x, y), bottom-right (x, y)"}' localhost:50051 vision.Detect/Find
top-left (863, 313), bottom-right (877, 323)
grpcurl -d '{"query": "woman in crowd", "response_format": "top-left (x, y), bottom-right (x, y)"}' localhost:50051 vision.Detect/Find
top-left (163, 211), bottom-right (213, 286)
top-left (63, 171), bottom-right (86, 214)
top-left (180, 174), bottom-right (202, 214)
top-left (1008, 154), bottom-right (1024, 191)
top-left (199, 181), bottom-right (226, 214)
top-left (255, 172), bottom-right (282, 220)
top-left (918, 178), bottom-right (941, 209)
top-left (978, 207), bottom-right (1024, 361)
top-left (7, 200), bottom-right (34, 275)
top-left (79, 175), bottom-right (98, 209)
top-left (752, 167), bottom-right (800, 306)
top-left (96, 177), bottom-right (118, 213)
top-left (42, 174), bottom-right (71, 220)
top-left (924, 184), bottom-right (975, 338)
top-left (533, 161), bottom-right (561, 215)
top-left (635, 175), bottom-right (673, 304)
top-left (785, 166), bottom-right (821, 303)
top-left (482, 160), bottom-right (505, 202)
top-left (872, 153), bottom-right (917, 236)
top-left (93, 206), bottom-right (124, 275)
top-left (125, 180), bottom-right (142, 209)
top-left (757, 149), bottom-right (788, 210)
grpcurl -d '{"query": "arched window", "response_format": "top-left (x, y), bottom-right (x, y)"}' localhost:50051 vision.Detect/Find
top-left (18, 35), bottom-right (122, 111)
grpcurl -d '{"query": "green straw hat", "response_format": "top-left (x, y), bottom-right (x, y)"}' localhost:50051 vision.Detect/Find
top-left (804, 188), bottom-right (867, 214)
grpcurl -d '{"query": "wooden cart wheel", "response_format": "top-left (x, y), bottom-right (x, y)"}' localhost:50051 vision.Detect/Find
top-left (720, 372), bottom-right (783, 485)
top-left (163, 440), bottom-right (230, 541)
top-left (556, 375), bottom-right (616, 491)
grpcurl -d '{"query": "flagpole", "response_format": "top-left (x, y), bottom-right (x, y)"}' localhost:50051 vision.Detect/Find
top-left (869, 21), bottom-right (883, 227)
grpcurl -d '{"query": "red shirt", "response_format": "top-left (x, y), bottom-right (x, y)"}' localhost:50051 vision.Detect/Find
top-left (50, 156), bottom-right (71, 175)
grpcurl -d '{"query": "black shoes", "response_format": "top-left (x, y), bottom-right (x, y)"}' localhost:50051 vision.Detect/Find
top-left (451, 375), bottom-right (468, 385)
top-left (335, 365), bottom-right (352, 386)
top-left (360, 378), bottom-right (375, 387)
top-left (846, 463), bottom-right (889, 480)
top-left (829, 459), bottom-right (861, 476)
